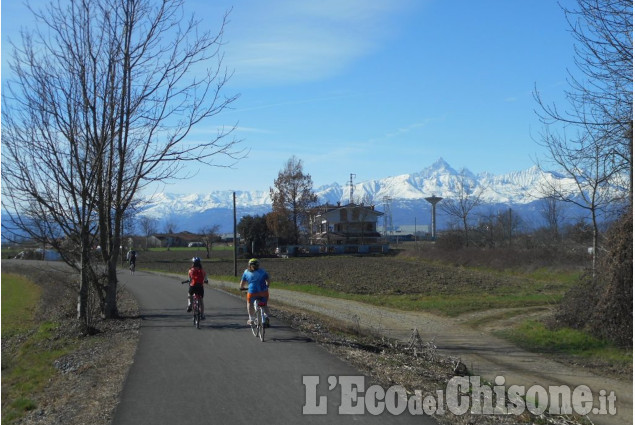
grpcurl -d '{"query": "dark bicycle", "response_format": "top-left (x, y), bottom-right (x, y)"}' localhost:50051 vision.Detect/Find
top-left (182, 280), bottom-right (203, 329)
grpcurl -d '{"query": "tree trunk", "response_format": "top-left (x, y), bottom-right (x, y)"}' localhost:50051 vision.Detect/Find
top-left (78, 245), bottom-right (90, 321)
top-left (78, 233), bottom-right (92, 327)
top-left (591, 210), bottom-right (598, 278)
top-left (463, 216), bottom-right (470, 247)
top-left (103, 248), bottom-right (120, 319)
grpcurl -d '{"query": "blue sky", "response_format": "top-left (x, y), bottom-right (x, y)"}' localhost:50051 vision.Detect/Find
top-left (2, 0), bottom-right (581, 194)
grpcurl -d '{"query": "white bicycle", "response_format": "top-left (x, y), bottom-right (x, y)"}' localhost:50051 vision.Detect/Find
top-left (240, 289), bottom-right (266, 342)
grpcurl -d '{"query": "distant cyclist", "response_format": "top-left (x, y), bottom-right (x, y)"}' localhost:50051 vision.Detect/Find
top-left (126, 249), bottom-right (137, 270)
top-left (186, 257), bottom-right (207, 319)
top-left (239, 258), bottom-right (271, 327)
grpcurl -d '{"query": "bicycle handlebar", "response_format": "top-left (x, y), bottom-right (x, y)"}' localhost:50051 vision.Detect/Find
top-left (182, 280), bottom-right (209, 284)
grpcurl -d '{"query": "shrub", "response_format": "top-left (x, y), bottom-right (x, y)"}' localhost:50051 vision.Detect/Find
top-left (435, 231), bottom-right (464, 251)
top-left (554, 211), bottom-right (632, 347)
top-left (588, 210), bottom-right (632, 347)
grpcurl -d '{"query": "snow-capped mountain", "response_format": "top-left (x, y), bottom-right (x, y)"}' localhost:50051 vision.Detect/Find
top-left (313, 158), bottom-right (561, 205)
top-left (138, 158), bottom-right (597, 233)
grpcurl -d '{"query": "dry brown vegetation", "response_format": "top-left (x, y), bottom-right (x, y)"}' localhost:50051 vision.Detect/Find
top-left (138, 244), bottom-right (581, 318)
top-left (157, 244), bottom-right (576, 282)
top-left (1, 261), bottom-right (140, 425)
top-left (554, 211), bottom-right (633, 347)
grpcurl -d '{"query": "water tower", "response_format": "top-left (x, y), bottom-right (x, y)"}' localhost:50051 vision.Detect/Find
top-left (425, 195), bottom-right (443, 240)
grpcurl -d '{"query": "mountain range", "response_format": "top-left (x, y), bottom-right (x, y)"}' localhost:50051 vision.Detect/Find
top-left (140, 158), bottom-right (591, 234)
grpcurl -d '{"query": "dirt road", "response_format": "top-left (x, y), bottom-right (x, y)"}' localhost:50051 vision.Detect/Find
top-left (210, 279), bottom-right (632, 425)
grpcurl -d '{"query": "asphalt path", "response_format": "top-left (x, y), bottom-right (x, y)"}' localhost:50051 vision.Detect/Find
top-left (112, 270), bottom-right (436, 424)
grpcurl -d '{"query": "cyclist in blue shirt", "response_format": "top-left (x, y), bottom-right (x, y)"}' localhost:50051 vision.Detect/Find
top-left (239, 258), bottom-right (271, 327)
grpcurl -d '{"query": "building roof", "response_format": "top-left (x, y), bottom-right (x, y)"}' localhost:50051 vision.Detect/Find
top-left (314, 203), bottom-right (384, 218)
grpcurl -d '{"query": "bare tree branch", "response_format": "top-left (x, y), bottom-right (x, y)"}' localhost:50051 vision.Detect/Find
top-left (2, 0), bottom-right (242, 321)
top-left (439, 170), bottom-right (486, 247)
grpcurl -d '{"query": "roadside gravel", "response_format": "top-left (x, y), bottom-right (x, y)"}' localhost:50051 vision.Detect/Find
top-left (210, 279), bottom-right (632, 425)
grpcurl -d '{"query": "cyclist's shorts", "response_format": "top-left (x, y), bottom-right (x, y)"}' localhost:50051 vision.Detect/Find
top-left (189, 284), bottom-right (204, 298)
top-left (247, 291), bottom-right (268, 306)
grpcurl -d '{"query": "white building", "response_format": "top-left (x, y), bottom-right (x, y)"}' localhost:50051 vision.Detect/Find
top-left (309, 203), bottom-right (384, 245)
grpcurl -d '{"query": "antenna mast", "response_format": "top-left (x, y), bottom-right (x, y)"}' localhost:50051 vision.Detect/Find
top-left (348, 173), bottom-right (356, 204)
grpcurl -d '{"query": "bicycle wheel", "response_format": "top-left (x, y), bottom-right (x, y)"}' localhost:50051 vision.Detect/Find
top-left (250, 316), bottom-right (258, 337)
top-left (193, 299), bottom-right (200, 329)
top-left (257, 307), bottom-right (265, 342)
top-left (250, 302), bottom-right (258, 337)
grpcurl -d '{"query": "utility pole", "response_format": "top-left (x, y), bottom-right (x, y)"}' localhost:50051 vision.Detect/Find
top-left (233, 192), bottom-right (237, 277)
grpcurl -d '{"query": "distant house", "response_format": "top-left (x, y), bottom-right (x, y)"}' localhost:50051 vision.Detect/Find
top-left (150, 231), bottom-right (202, 248)
top-left (309, 203), bottom-right (384, 245)
top-left (145, 235), bottom-right (164, 248)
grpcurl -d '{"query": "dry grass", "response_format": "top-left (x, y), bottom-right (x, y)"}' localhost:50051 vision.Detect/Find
top-left (1, 260), bottom-right (140, 425)
top-left (271, 303), bottom-right (593, 425)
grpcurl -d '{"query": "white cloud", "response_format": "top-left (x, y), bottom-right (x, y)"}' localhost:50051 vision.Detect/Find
top-left (233, 126), bottom-right (275, 135)
top-left (223, 0), bottom-right (417, 86)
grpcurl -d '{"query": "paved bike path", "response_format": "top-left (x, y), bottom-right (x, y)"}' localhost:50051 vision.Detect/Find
top-left (112, 271), bottom-right (435, 424)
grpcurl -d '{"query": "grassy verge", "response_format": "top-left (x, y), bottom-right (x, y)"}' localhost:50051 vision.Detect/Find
top-left (2, 274), bottom-right (42, 336)
top-left (496, 320), bottom-right (632, 374)
top-left (146, 246), bottom-right (234, 252)
top-left (1, 274), bottom-right (75, 424)
top-left (207, 275), bottom-right (565, 317)
top-left (259, 281), bottom-right (563, 317)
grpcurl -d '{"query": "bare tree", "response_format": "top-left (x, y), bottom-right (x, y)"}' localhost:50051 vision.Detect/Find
top-left (139, 216), bottom-right (158, 249)
top-left (2, 0), bottom-right (242, 321)
top-left (440, 170), bottom-right (485, 247)
top-left (162, 219), bottom-right (179, 251)
top-left (200, 225), bottom-right (220, 259)
top-left (538, 136), bottom-right (620, 273)
top-left (533, 0), bottom-right (632, 275)
top-left (163, 220), bottom-right (178, 235)
top-left (476, 208), bottom-right (522, 247)
top-left (268, 156), bottom-right (318, 245)
top-left (2, 68), bottom-right (103, 326)
top-left (534, 0), bottom-right (632, 202)
top-left (539, 192), bottom-right (565, 239)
